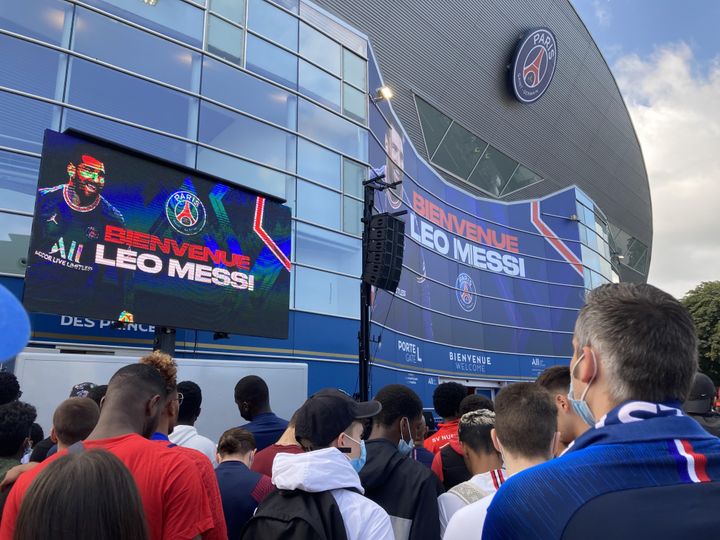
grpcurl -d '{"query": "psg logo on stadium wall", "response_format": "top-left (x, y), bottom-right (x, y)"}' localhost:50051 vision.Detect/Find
top-left (455, 273), bottom-right (477, 312)
top-left (510, 28), bottom-right (557, 104)
top-left (165, 190), bottom-right (207, 235)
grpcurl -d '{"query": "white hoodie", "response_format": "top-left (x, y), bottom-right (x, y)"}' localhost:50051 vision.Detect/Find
top-left (273, 447), bottom-right (395, 540)
top-left (168, 425), bottom-right (217, 466)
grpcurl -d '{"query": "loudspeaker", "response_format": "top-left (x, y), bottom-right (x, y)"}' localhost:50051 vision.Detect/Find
top-left (363, 213), bottom-right (404, 291)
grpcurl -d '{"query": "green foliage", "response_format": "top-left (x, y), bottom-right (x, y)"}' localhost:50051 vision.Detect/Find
top-left (682, 281), bottom-right (720, 386)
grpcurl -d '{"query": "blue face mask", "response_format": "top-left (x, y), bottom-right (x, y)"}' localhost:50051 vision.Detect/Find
top-left (345, 435), bottom-right (367, 473)
top-left (568, 351), bottom-right (597, 427)
top-left (397, 417), bottom-right (414, 457)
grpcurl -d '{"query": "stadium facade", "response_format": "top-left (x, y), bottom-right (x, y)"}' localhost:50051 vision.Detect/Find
top-left (0, 0), bottom-right (650, 402)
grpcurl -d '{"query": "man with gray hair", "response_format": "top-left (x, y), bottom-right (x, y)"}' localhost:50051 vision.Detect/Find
top-left (482, 283), bottom-right (720, 540)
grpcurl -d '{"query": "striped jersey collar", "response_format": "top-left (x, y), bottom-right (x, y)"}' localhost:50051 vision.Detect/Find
top-left (566, 400), bottom-right (716, 454)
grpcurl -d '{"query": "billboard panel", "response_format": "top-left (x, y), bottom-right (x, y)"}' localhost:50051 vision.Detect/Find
top-left (24, 130), bottom-right (291, 338)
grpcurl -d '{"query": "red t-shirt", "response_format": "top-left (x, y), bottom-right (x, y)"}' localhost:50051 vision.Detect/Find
top-left (0, 434), bottom-right (214, 540)
top-left (423, 419), bottom-right (460, 454)
top-left (250, 443), bottom-right (303, 477)
top-left (178, 447), bottom-right (227, 540)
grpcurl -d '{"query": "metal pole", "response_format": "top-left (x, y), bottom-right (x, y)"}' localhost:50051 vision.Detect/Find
top-left (358, 183), bottom-right (375, 401)
top-left (153, 326), bottom-right (176, 356)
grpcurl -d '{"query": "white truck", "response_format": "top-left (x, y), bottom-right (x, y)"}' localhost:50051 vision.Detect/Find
top-left (14, 349), bottom-right (308, 444)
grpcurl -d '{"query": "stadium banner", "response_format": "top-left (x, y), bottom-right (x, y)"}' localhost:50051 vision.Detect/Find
top-left (367, 55), bottom-right (588, 372)
top-left (23, 130), bottom-right (291, 339)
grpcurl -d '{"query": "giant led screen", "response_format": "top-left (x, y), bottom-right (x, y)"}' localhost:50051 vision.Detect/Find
top-left (24, 130), bottom-right (292, 338)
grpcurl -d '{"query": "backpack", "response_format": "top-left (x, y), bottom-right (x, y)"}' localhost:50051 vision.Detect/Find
top-left (240, 488), bottom-right (349, 540)
top-left (439, 445), bottom-right (471, 490)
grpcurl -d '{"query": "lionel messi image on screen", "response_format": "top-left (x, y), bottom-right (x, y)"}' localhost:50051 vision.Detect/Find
top-left (26, 153), bottom-right (131, 316)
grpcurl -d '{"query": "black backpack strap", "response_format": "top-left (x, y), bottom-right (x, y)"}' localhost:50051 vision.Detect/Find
top-left (241, 489), bottom-right (348, 540)
top-left (67, 441), bottom-right (85, 454)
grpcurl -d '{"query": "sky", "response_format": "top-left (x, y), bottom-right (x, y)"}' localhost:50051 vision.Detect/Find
top-left (571, 0), bottom-right (720, 298)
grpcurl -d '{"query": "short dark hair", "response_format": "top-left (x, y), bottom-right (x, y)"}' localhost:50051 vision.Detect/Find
top-left (53, 398), bottom-right (100, 446)
top-left (575, 283), bottom-right (698, 403)
top-left (15, 450), bottom-right (149, 540)
top-left (0, 401), bottom-right (37, 457)
top-left (459, 394), bottom-right (494, 415)
top-left (494, 383), bottom-right (556, 459)
top-left (87, 385), bottom-right (108, 407)
top-left (458, 409), bottom-right (496, 454)
top-left (373, 384), bottom-right (423, 426)
top-left (234, 376), bottom-right (269, 406)
top-left (535, 366), bottom-right (571, 396)
top-left (218, 427), bottom-right (256, 456)
top-left (107, 364), bottom-right (165, 403)
top-left (432, 382), bottom-right (467, 419)
top-left (177, 381), bottom-right (202, 423)
top-left (0, 371), bottom-right (21, 405)
top-left (30, 423), bottom-right (44, 446)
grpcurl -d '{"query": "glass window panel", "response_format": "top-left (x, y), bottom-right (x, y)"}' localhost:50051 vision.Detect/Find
top-left (431, 122), bottom-right (486, 179)
top-left (248, 0), bottom-right (298, 50)
top-left (343, 83), bottom-right (366, 124)
top-left (295, 222), bottom-right (360, 275)
top-left (0, 212), bottom-right (31, 275)
top-left (343, 49), bottom-right (366, 90)
top-left (501, 164), bottom-right (543, 196)
top-left (246, 35), bottom-right (298, 89)
top-left (298, 98), bottom-right (367, 161)
top-left (207, 15), bottom-right (244, 65)
top-left (0, 35), bottom-right (64, 98)
top-left (199, 101), bottom-right (296, 172)
top-left (209, 0), bottom-right (246, 24)
top-left (343, 158), bottom-right (365, 199)
top-left (294, 266), bottom-right (359, 318)
top-left (83, 0), bottom-right (203, 47)
top-left (297, 139), bottom-right (340, 189)
top-left (296, 180), bottom-right (340, 229)
top-left (415, 96), bottom-right (452, 157)
top-left (298, 61), bottom-right (341, 111)
top-left (202, 57), bottom-right (297, 130)
top-left (467, 146), bottom-right (518, 197)
top-left (0, 151), bottom-right (40, 214)
top-left (63, 109), bottom-right (196, 166)
top-left (0, 93), bottom-right (60, 153)
top-left (299, 22), bottom-right (341, 75)
top-left (0, 0), bottom-right (72, 46)
top-left (73, 8), bottom-right (200, 91)
top-left (66, 58), bottom-right (197, 138)
top-left (196, 147), bottom-right (291, 201)
top-left (343, 196), bottom-right (362, 236)
top-left (270, 0), bottom-right (298, 12)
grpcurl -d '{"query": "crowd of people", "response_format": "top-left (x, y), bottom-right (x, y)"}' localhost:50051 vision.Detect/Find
top-left (1, 282), bottom-right (720, 539)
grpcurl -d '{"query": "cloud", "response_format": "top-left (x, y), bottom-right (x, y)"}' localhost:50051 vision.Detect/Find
top-left (613, 43), bottom-right (720, 298)
top-left (592, 0), bottom-right (611, 26)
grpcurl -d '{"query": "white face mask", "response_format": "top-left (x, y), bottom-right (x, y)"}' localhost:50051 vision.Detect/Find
top-left (397, 417), bottom-right (413, 456)
top-left (568, 350), bottom-right (598, 427)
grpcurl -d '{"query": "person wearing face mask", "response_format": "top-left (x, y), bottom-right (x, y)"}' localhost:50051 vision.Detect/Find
top-left (359, 384), bottom-right (445, 540)
top-left (253, 389), bottom-right (393, 540)
top-left (482, 283), bottom-right (720, 540)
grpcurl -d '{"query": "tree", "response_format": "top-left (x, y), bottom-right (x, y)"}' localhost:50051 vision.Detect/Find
top-left (682, 281), bottom-right (720, 386)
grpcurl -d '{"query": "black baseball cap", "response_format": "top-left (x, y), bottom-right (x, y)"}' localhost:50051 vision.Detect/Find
top-left (294, 389), bottom-right (382, 448)
top-left (684, 373), bottom-right (716, 414)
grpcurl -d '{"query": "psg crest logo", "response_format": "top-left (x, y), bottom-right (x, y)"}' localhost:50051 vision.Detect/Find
top-left (511, 28), bottom-right (557, 104)
top-left (455, 273), bottom-right (477, 312)
top-left (166, 190), bottom-right (206, 235)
